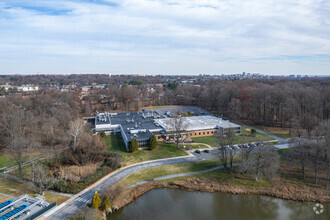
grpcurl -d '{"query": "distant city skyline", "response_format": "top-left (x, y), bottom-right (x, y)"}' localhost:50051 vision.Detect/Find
top-left (1, 0), bottom-right (330, 75)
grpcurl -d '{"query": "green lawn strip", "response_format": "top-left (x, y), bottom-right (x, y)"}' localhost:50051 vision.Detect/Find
top-left (105, 135), bottom-right (187, 166)
top-left (191, 127), bottom-right (275, 147)
top-left (120, 159), bottom-right (222, 187)
top-left (0, 152), bottom-right (42, 170)
top-left (239, 120), bottom-right (296, 139)
top-left (0, 178), bottom-right (69, 204)
top-left (160, 168), bottom-right (272, 189)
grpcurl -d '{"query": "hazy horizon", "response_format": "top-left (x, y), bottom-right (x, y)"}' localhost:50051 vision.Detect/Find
top-left (1, 0), bottom-right (330, 75)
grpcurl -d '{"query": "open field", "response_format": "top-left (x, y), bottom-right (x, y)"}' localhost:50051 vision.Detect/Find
top-left (240, 120), bottom-right (303, 139)
top-left (119, 159), bottom-right (223, 187)
top-left (0, 178), bottom-right (69, 205)
top-left (0, 153), bottom-right (17, 168)
top-left (116, 158), bottom-right (270, 191)
top-left (0, 152), bottom-right (42, 170)
top-left (104, 135), bottom-right (187, 166)
top-left (191, 126), bottom-right (276, 147)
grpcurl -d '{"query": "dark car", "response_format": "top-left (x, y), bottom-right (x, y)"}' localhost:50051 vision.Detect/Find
top-left (195, 150), bottom-right (201, 154)
top-left (203, 149), bottom-right (210, 153)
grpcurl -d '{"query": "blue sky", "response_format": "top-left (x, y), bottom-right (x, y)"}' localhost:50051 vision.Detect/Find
top-left (0, 0), bottom-right (330, 75)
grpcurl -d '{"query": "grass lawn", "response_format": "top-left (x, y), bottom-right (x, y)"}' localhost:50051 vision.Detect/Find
top-left (0, 153), bottom-right (17, 168)
top-left (0, 152), bottom-right (42, 170)
top-left (191, 127), bottom-right (275, 147)
top-left (119, 159), bottom-right (222, 187)
top-left (240, 120), bottom-right (301, 139)
top-left (104, 135), bottom-right (187, 166)
top-left (174, 169), bottom-right (272, 189)
top-left (0, 178), bottom-right (69, 205)
top-left (118, 158), bottom-right (270, 190)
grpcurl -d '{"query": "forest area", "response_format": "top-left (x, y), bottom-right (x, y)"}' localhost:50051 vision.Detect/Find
top-left (0, 76), bottom-right (329, 193)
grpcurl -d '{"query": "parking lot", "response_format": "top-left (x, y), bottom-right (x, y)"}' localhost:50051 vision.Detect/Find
top-left (189, 142), bottom-right (271, 160)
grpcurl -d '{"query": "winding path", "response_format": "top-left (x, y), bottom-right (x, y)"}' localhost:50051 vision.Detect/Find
top-left (44, 155), bottom-right (198, 219)
top-left (43, 114), bottom-right (288, 219)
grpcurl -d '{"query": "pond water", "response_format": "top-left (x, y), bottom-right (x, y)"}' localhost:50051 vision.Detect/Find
top-left (110, 188), bottom-right (329, 220)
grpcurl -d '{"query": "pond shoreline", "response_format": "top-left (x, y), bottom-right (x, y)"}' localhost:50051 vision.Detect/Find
top-left (113, 178), bottom-right (330, 211)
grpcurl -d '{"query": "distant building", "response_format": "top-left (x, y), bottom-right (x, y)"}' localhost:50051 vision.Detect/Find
top-left (0, 84), bottom-right (13, 91)
top-left (17, 85), bottom-right (39, 92)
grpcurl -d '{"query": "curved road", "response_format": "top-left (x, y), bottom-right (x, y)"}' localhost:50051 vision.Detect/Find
top-left (45, 156), bottom-right (198, 219)
top-left (45, 120), bottom-right (288, 219)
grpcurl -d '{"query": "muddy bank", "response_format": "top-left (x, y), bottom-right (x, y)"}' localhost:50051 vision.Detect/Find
top-left (113, 178), bottom-right (330, 210)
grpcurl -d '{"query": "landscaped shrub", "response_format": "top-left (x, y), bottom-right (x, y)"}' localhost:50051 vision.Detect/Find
top-left (101, 195), bottom-right (111, 211)
top-left (99, 131), bottom-right (106, 138)
top-left (53, 179), bottom-right (70, 192)
top-left (251, 128), bottom-right (257, 137)
top-left (104, 156), bottom-right (121, 169)
top-left (129, 138), bottom-right (139, 152)
top-left (149, 135), bottom-right (157, 150)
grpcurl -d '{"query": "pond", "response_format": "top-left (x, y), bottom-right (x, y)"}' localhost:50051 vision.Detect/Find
top-left (110, 188), bottom-right (329, 220)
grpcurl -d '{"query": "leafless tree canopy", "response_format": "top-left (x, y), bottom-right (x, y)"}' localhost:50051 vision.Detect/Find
top-left (68, 119), bottom-right (85, 151)
top-left (239, 145), bottom-right (279, 181)
top-left (169, 112), bottom-right (190, 148)
top-left (34, 165), bottom-right (55, 194)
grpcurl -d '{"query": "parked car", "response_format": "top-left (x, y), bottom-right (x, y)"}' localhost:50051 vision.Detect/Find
top-left (225, 146), bottom-right (231, 150)
top-left (195, 150), bottom-right (201, 154)
top-left (232, 145), bottom-right (240, 150)
top-left (203, 149), bottom-right (210, 153)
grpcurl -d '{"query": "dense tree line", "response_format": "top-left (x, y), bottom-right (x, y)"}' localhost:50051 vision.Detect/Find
top-left (81, 78), bottom-right (330, 134)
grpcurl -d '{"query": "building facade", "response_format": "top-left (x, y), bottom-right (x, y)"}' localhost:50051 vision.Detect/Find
top-left (87, 110), bottom-right (241, 151)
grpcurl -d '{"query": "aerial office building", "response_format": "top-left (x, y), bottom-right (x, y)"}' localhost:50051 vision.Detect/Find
top-left (87, 110), bottom-right (241, 151)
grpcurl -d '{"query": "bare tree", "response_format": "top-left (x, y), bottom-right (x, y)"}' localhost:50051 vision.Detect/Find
top-left (68, 119), bottom-right (84, 152)
top-left (325, 141), bottom-right (330, 189)
top-left (240, 145), bottom-right (279, 181)
top-left (34, 165), bottom-right (55, 195)
top-left (41, 117), bottom-right (59, 150)
top-left (168, 112), bottom-right (189, 148)
top-left (228, 147), bottom-right (237, 174)
top-left (215, 129), bottom-right (228, 171)
top-left (1, 108), bottom-right (31, 138)
top-left (228, 98), bottom-right (241, 122)
top-left (6, 137), bottom-right (30, 178)
top-left (226, 128), bottom-right (237, 174)
top-left (289, 137), bottom-right (310, 180)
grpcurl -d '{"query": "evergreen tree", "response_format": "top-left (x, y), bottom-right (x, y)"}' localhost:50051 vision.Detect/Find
top-left (101, 195), bottom-right (111, 211)
top-left (149, 135), bottom-right (157, 150)
top-left (251, 128), bottom-right (257, 137)
top-left (91, 191), bottom-right (101, 209)
top-left (129, 138), bottom-right (139, 152)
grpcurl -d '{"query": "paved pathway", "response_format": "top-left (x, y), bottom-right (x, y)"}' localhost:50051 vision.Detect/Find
top-left (44, 108), bottom-right (289, 219)
top-left (180, 142), bottom-right (213, 148)
top-left (44, 155), bottom-right (197, 220)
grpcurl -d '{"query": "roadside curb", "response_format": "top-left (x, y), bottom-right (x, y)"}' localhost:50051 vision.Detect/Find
top-left (42, 153), bottom-right (194, 219)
